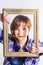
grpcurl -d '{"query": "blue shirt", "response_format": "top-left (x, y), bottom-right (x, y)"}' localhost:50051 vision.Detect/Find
top-left (0, 28), bottom-right (42, 65)
top-left (8, 35), bottom-right (33, 52)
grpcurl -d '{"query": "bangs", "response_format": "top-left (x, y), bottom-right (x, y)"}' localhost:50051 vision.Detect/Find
top-left (10, 15), bottom-right (32, 32)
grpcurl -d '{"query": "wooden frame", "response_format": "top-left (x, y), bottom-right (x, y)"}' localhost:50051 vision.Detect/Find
top-left (3, 9), bottom-right (39, 57)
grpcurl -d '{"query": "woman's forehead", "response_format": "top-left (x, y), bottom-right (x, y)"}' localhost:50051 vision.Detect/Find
top-left (18, 22), bottom-right (27, 27)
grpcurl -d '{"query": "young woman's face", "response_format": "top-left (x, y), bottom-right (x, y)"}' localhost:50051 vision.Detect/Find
top-left (14, 22), bottom-right (29, 41)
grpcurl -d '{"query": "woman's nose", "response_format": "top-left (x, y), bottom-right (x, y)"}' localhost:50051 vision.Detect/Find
top-left (19, 29), bottom-right (23, 35)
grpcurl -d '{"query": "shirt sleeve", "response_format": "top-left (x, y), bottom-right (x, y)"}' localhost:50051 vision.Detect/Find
top-left (0, 28), bottom-right (3, 43)
top-left (39, 40), bottom-right (43, 47)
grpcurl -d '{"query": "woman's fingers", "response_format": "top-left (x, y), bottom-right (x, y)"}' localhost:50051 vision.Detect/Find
top-left (3, 15), bottom-right (10, 24)
top-left (31, 43), bottom-right (39, 53)
top-left (0, 14), bottom-right (10, 24)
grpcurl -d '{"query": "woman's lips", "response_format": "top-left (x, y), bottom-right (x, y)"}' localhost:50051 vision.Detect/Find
top-left (18, 36), bottom-right (24, 37)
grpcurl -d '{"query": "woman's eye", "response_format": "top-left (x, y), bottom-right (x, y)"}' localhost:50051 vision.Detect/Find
top-left (23, 28), bottom-right (26, 30)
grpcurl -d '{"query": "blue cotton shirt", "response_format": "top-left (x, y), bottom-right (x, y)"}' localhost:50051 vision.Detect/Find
top-left (0, 28), bottom-right (42, 65)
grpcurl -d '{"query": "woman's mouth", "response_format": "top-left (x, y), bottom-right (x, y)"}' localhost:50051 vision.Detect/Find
top-left (18, 35), bottom-right (24, 38)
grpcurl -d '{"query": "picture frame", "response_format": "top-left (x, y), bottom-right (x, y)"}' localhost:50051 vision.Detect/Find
top-left (3, 9), bottom-right (39, 57)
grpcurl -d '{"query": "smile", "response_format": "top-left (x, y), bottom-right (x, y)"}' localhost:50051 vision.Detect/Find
top-left (18, 36), bottom-right (24, 38)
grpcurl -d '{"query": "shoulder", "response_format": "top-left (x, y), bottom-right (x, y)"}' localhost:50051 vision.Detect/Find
top-left (0, 28), bottom-right (3, 43)
top-left (8, 34), bottom-right (16, 52)
top-left (27, 39), bottom-right (34, 44)
top-left (8, 34), bottom-right (16, 42)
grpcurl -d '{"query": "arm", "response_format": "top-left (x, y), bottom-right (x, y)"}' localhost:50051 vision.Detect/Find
top-left (38, 41), bottom-right (43, 54)
top-left (0, 28), bottom-right (3, 43)
top-left (0, 14), bottom-right (3, 43)
top-left (31, 39), bottom-right (43, 54)
top-left (0, 14), bottom-right (9, 43)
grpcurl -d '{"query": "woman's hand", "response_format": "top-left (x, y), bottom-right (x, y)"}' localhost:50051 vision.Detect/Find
top-left (31, 43), bottom-right (39, 54)
top-left (3, 14), bottom-right (10, 24)
top-left (0, 14), bottom-right (10, 24)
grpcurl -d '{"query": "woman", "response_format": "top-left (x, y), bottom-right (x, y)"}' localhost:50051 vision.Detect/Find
top-left (0, 15), bottom-right (42, 65)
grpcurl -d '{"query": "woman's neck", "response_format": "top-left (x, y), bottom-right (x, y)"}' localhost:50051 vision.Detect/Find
top-left (19, 37), bottom-right (27, 48)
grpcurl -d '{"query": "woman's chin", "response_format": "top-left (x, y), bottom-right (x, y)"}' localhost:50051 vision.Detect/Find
top-left (18, 37), bottom-right (24, 41)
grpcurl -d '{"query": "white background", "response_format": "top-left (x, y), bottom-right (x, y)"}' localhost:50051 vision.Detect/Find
top-left (0, 0), bottom-right (43, 65)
